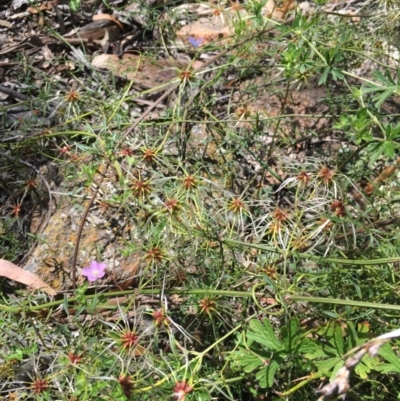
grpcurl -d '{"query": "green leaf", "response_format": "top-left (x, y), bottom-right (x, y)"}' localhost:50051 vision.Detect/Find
top-left (375, 342), bottom-right (400, 373)
top-left (345, 321), bottom-right (358, 350)
top-left (374, 70), bottom-right (396, 86)
top-left (247, 319), bottom-right (283, 351)
top-left (357, 321), bottom-right (371, 334)
top-left (362, 354), bottom-right (379, 369)
top-left (355, 361), bottom-right (371, 379)
top-left (195, 390), bottom-right (212, 401)
top-left (281, 318), bottom-right (299, 352)
top-left (298, 339), bottom-right (318, 354)
top-left (281, 319), bottom-right (318, 355)
top-left (363, 69), bottom-right (400, 109)
top-left (331, 68), bottom-right (344, 81)
top-left (381, 141), bottom-right (396, 158)
top-left (232, 349), bottom-right (265, 373)
top-left (305, 348), bottom-right (331, 360)
top-left (330, 360), bottom-right (345, 380)
top-left (366, 142), bottom-right (384, 165)
top-left (69, 0), bottom-right (81, 12)
top-left (318, 68), bottom-right (330, 85)
top-left (355, 354), bottom-right (379, 379)
top-left (375, 362), bottom-right (400, 374)
top-left (313, 356), bottom-right (342, 376)
top-left (374, 89), bottom-right (395, 108)
top-left (256, 359), bottom-right (280, 388)
top-left (230, 347), bottom-right (283, 389)
top-left (332, 324), bottom-right (345, 355)
top-left (385, 122), bottom-right (400, 140)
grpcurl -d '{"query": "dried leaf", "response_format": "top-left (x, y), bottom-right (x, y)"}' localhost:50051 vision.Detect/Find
top-left (42, 45), bottom-right (54, 61)
top-left (93, 13), bottom-right (124, 31)
top-left (101, 28), bottom-right (111, 53)
top-left (176, 19), bottom-right (233, 47)
top-left (263, 0), bottom-right (294, 20)
top-left (92, 54), bottom-right (186, 91)
top-left (27, 1), bottom-right (54, 13)
top-left (100, 27), bottom-right (120, 53)
top-left (133, 344), bottom-right (147, 356)
top-left (78, 20), bottom-right (119, 40)
top-left (0, 259), bottom-right (56, 296)
top-left (0, 19), bottom-right (12, 27)
top-left (41, 1), bottom-right (54, 11)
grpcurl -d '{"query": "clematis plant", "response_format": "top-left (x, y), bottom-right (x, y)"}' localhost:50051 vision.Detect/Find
top-left (81, 260), bottom-right (107, 282)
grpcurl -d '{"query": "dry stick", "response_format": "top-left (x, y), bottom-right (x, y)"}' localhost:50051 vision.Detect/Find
top-left (0, 133), bottom-right (32, 143)
top-left (71, 19), bottom-right (297, 289)
top-left (322, 11), bottom-right (374, 18)
top-left (266, 73), bottom-right (292, 161)
top-left (0, 37), bottom-right (35, 56)
top-left (121, 84), bottom-right (178, 141)
top-left (0, 85), bottom-right (29, 101)
top-left (52, 2), bottom-right (65, 35)
top-left (70, 164), bottom-right (109, 291)
top-left (28, 316), bottom-right (50, 350)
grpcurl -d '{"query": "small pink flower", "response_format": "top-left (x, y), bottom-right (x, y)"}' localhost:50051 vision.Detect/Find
top-left (81, 260), bottom-right (107, 282)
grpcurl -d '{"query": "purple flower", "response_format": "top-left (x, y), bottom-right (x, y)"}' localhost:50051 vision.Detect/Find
top-left (81, 260), bottom-right (107, 282)
top-left (188, 36), bottom-right (203, 48)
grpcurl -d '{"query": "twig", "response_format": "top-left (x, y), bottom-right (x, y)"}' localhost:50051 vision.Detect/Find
top-left (121, 84), bottom-right (179, 141)
top-left (322, 10), bottom-right (374, 18)
top-left (0, 133), bottom-right (30, 143)
top-left (0, 85), bottom-right (29, 101)
top-left (52, 2), bottom-right (65, 35)
top-left (70, 163), bottom-right (110, 291)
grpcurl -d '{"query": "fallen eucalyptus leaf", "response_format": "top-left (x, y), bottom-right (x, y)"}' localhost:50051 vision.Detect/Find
top-left (0, 259), bottom-right (56, 296)
top-left (92, 54), bottom-right (187, 92)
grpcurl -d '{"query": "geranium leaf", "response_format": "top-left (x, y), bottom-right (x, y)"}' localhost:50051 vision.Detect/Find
top-left (255, 359), bottom-right (280, 388)
top-left (247, 319), bottom-right (283, 351)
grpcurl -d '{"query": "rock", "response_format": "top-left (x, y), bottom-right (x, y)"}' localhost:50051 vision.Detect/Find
top-left (23, 168), bottom-right (141, 291)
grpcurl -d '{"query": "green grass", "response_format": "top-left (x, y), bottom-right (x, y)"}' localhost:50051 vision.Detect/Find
top-left (2, 0), bottom-right (400, 400)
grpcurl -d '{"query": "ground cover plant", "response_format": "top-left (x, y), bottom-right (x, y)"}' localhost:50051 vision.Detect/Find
top-left (1, 0), bottom-right (400, 400)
